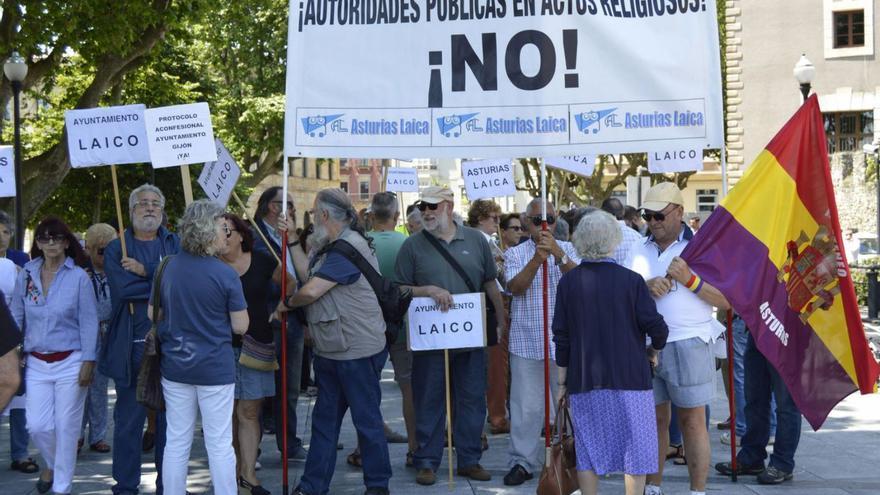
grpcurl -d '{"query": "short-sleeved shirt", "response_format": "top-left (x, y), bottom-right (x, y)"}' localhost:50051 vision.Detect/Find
top-left (155, 252), bottom-right (247, 386)
top-left (314, 252), bottom-right (360, 285)
top-left (367, 230), bottom-right (407, 277)
top-left (395, 224), bottom-right (497, 294)
top-left (238, 250), bottom-right (278, 346)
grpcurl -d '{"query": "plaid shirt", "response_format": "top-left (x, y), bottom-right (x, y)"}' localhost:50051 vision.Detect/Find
top-left (504, 239), bottom-right (580, 360)
top-left (613, 220), bottom-right (644, 267)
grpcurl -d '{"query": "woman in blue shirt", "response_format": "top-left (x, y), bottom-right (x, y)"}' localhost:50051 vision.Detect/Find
top-left (553, 210), bottom-right (668, 495)
top-left (151, 200), bottom-right (248, 495)
top-left (10, 217), bottom-right (99, 495)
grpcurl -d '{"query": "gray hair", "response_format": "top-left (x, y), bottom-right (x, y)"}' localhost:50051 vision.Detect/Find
top-left (370, 192), bottom-right (398, 223)
top-left (406, 208), bottom-right (422, 225)
top-left (178, 199), bottom-right (225, 257)
top-left (0, 210), bottom-right (11, 230)
top-left (553, 217), bottom-right (569, 242)
top-left (316, 188), bottom-right (358, 226)
top-left (526, 197), bottom-right (556, 216)
top-left (572, 210), bottom-right (621, 260)
top-left (129, 184), bottom-right (166, 211)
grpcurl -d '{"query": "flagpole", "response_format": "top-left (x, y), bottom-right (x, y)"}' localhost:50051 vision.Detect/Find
top-left (540, 158), bottom-right (551, 464)
top-left (280, 160), bottom-right (290, 495)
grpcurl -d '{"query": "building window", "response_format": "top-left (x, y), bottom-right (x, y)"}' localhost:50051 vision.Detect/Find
top-left (833, 10), bottom-right (865, 48)
top-left (340, 182), bottom-right (348, 193)
top-left (824, 111), bottom-right (874, 153)
top-left (696, 189), bottom-right (718, 212)
top-left (359, 181), bottom-right (370, 200)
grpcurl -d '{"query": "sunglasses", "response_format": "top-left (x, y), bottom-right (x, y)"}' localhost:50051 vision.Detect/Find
top-left (417, 202), bottom-right (441, 212)
top-left (36, 233), bottom-right (66, 244)
top-left (641, 205), bottom-right (679, 223)
top-left (222, 223), bottom-right (232, 238)
top-left (529, 215), bottom-right (556, 226)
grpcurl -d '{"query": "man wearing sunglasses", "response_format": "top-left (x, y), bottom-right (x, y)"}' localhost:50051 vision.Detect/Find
top-left (627, 182), bottom-right (730, 495)
top-left (102, 184), bottom-right (181, 495)
top-left (395, 186), bottom-right (507, 486)
top-left (502, 198), bottom-right (579, 486)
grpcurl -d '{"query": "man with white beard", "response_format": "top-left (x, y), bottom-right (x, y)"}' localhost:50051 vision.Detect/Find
top-left (277, 188), bottom-right (391, 495)
top-left (394, 186), bottom-right (507, 486)
top-left (102, 184), bottom-right (180, 495)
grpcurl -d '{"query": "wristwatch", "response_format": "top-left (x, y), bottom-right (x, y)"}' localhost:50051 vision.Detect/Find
top-left (555, 254), bottom-right (569, 266)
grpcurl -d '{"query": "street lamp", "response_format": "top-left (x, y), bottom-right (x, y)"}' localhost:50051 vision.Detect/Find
top-left (793, 54), bottom-right (815, 103)
top-left (4, 51), bottom-right (27, 251)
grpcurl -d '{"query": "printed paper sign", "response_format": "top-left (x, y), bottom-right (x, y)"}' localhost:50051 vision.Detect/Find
top-left (545, 155), bottom-right (597, 177)
top-left (0, 146), bottom-right (14, 198)
top-left (284, 1), bottom-right (724, 158)
top-left (462, 159), bottom-right (515, 200)
top-left (65, 105), bottom-right (151, 168)
top-left (198, 140), bottom-right (241, 207)
top-left (408, 293), bottom-right (486, 351)
top-left (144, 102), bottom-right (217, 168)
top-left (385, 167), bottom-right (419, 192)
top-left (648, 148), bottom-right (704, 173)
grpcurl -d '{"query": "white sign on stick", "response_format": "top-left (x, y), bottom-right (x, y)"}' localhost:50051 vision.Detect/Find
top-left (144, 102), bottom-right (217, 168)
top-left (0, 146), bottom-right (14, 198)
top-left (65, 105), bottom-right (151, 168)
top-left (545, 155), bottom-right (597, 177)
top-left (648, 148), bottom-right (704, 173)
top-left (462, 159), bottom-right (515, 200)
top-left (284, 1), bottom-right (724, 159)
top-left (408, 293), bottom-right (486, 351)
top-left (198, 140), bottom-right (241, 207)
top-left (385, 167), bottom-right (419, 192)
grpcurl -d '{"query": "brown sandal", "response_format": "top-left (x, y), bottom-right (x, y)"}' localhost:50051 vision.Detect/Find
top-left (90, 441), bottom-right (111, 453)
top-left (346, 448), bottom-right (362, 468)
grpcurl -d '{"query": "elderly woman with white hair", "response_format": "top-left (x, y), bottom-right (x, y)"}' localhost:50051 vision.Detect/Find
top-left (151, 200), bottom-right (249, 495)
top-left (552, 210), bottom-right (669, 495)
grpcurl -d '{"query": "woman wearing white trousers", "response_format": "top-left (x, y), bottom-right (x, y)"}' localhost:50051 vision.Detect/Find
top-left (11, 217), bottom-right (99, 495)
top-left (150, 200), bottom-right (248, 495)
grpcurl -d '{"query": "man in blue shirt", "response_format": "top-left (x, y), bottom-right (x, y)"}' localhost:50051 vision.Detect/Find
top-left (102, 184), bottom-right (180, 495)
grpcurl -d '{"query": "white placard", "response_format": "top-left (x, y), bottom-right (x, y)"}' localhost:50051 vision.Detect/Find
top-left (385, 167), bottom-right (419, 192)
top-left (648, 148), bottom-right (704, 173)
top-left (461, 159), bottom-right (515, 200)
top-left (198, 140), bottom-right (241, 207)
top-left (284, 1), bottom-right (724, 159)
top-left (144, 102), bottom-right (217, 168)
top-left (0, 146), bottom-right (14, 198)
top-left (65, 105), bottom-right (151, 168)
top-left (545, 155), bottom-right (597, 177)
top-left (408, 293), bottom-right (486, 351)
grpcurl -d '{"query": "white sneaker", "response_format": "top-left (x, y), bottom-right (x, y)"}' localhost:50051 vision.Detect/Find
top-left (644, 484), bottom-right (664, 495)
top-left (768, 435), bottom-right (775, 446)
top-left (255, 460), bottom-right (262, 471)
top-left (720, 432), bottom-right (731, 445)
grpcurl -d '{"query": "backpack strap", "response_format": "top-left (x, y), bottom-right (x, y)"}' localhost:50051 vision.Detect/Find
top-left (328, 239), bottom-right (384, 294)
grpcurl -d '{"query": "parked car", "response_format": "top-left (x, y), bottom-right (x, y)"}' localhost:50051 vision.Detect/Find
top-left (855, 233), bottom-right (879, 265)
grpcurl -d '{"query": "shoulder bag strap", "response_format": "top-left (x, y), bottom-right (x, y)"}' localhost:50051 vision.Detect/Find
top-left (422, 232), bottom-right (477, 293)
top-left (151, 255), bottom-right (175, 323)
top-left (328, 240), bottom-right (384, 294)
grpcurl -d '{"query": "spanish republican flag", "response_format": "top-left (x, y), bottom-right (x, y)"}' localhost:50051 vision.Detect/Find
top-left (682, 95), bottom-right (880, 429)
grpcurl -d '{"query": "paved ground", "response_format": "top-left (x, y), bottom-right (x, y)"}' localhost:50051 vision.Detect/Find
top-left (2, 347), bottom-right (880, 494)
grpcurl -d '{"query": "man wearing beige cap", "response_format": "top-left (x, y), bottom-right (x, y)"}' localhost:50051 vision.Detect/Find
top-left (394, 186), bottom-right (507, 486)
top-left (628, 182), bottom-right (730, 495)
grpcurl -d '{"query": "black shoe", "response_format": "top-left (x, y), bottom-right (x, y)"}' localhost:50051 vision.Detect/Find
top-left (757, 465), bottom-right (793, 484)
top-left (715, 461), bottom-right (765, 476)
top-left (503, 465), bottom-right (533, 486)
top-left (36, 478), bottom-right (53, 494)
top-left (364, 488), bottom-right (389, 495)
top-left (240, 477), bottom-right (271, 495)
top-left (717, 417), bottom-right (731, 430)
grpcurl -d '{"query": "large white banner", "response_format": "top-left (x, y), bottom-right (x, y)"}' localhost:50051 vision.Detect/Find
top-left (0, 146), bottom-right (14, 198)
top-left (65, 105), bottom-right (151, 168)
top-left (284, 1), bottom-right (723, 159)
top-left (198, 140), bottom-right (241, 207)
top-left (144, 102), bottom-right (217, 168)
top-left (408, 293), bottom-right (486, 351)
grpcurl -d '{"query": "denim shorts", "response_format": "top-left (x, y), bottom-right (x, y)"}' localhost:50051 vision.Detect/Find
top-left (233, 347), bottom-right (276, 401)
top-left (652, 337), bottom-right (716, 408)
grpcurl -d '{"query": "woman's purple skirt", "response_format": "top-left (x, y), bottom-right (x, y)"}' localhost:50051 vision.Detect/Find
top-left (568, 389), bottom-right (658, 475)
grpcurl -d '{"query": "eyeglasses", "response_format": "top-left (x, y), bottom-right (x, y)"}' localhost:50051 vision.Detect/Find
top-left (506, 225), bottom-right (523, 232)
top-left (529, 215), bottom-right (556, 226)
top-left (417, 202), bottom-right (442, 212)
top-left (272, 200), bottom-right (295, 210)
top-left (222, 224), bottom-right (232, 238)
top-left (134, 200), bottom-right (163, 209)
top-left (36, 234), bottom-right (65, 244)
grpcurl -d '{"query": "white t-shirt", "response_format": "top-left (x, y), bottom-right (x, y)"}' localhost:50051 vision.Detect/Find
top-left (628, 232), bottom-right (721, 343)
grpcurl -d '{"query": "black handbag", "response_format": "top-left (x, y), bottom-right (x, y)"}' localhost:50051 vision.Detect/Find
top-left (135, 256), bottom-right (174, 412)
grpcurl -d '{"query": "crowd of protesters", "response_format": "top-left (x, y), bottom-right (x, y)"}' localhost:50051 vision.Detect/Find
top-left (0, 181), bottom-right (804, 495)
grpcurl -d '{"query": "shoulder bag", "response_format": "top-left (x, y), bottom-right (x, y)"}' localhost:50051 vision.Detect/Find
top-left (537, 395), bottom-right (579, 495)
top-left (136, 255), bottom-right (174, 412)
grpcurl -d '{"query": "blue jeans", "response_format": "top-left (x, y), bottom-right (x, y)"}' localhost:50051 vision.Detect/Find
top-left (112, 344), bottom-right (166, 495)
top-left (82, 331), bottom-right (109, 445)
top-left (737, 334), bottom-right (802, 473)
top-left (411, 348), bottom-right (487, 471)
top-left (733, 317), bottom-right (776, 437)
top-left (297, 350), bottom-right (390, 495)
top-left (9, 408), bottom-right (29, 461)
top-left (273, 320), bottom-right (304, 455)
